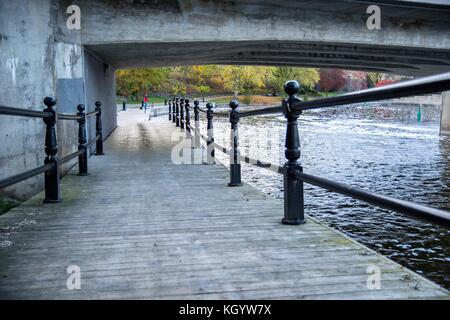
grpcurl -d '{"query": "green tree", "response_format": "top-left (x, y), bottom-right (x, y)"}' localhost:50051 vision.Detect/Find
top-left (222, 66), bottom-right (266, 97)
top-left (366, 72), bottom-right (385, 88)
top-left (116, 67), bottom-right (170, 100)
top-left (269, 67), bottom-right (319, 94)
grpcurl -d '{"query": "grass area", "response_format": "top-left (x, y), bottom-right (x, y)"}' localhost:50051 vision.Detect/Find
top-left (0, 196), bottom-right (20, 215)
top-left (117, 96), bottom-right (169, 105)
top-left (316, 91), bottom-right (345, 98)
top-left (207, 95), bottom-right (283, 106)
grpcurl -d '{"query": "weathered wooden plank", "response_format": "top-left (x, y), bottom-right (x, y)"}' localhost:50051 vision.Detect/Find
top-left (0, 110), bottom-right (448, 300)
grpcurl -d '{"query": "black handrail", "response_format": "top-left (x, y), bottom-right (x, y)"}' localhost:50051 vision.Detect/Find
top-left (210, 141), bottom-right (450, 228)
top-left (86, 110), bottom-right (99, 117)
top-left (170, 71), bottom-right (450, 229)
top-left (0, 163), bottom-right (54, 189)
top-left (0, 105), bottom-right (52, 118)
top-left (238, 71), bottom-right (450, 118)
top-left (58, 113), bottom-right (82, 121)
top-left (293, 170), bottom-right (450, 228)
top-left (0, 97), bottom-right (105, 204)
top-left (198, 106), bottom-right (228, 118)
top-left (213, 142), bottom-right (283, 174)
top-left (59, 150), bottom-right (84, 165)
top-left (86, 134), bottom-right (100, 149)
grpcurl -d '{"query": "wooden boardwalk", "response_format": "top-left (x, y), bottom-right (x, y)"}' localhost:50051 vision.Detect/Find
top-left (0, 109), bottom-right (448, 299)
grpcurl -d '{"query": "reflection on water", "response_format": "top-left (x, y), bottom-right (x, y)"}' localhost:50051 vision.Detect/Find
top-left (205, 106), bottom-right (450, 289)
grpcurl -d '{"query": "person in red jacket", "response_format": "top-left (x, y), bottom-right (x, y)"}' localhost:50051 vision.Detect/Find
top-left (143, 94), bottom-right (149, 113)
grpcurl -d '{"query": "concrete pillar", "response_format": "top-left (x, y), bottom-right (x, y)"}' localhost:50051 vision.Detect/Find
top-left (440, 91), bottom-right (450, 136)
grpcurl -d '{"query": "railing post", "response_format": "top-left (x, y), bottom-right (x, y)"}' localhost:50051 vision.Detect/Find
top-left (77, 104), bottom-right (88, 176)
top-left (185, 98), bottom-right (191, 136)
top-left (191, 100), bottom-right (202, 164)
top-left (282, 80), bottom-right (305, 225)
top-left (228, 100), bottom-right (242, 186)
top-left (43, 97), bottom-right (61, 203)
top-left (172, 97), bottom-right (176, 124)
top-left (95, 101), bottom-right (105, 155)
top-left (180, 98), bottom-right (185, 130)
top-left (122, 100), bottom-right (126, 111)
top-left (206, 102), bottom-right (215, 165)
top-left (175, 97), bottom-right (180, 127)
top-left (168, 98), bottom-right (172, 121)
top-left (194, 100), bottom-right (201, 149)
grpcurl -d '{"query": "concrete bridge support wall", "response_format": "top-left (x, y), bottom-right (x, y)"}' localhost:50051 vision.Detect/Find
top-left (440, 92), bottom-right (450, 136)
top-left (0, 0), bottom-right (55, 199)
top-left (0, 0), bottom-right (117, 200)
top-left (83, 50), bottom-right (117, 155)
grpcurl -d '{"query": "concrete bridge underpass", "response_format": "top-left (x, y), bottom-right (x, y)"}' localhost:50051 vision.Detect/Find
top-left (1, 0), bottom-right (450, 199)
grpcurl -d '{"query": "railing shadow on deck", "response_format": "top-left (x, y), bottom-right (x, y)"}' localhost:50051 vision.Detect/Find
top-left (167, 72), bottom-right (450, 228)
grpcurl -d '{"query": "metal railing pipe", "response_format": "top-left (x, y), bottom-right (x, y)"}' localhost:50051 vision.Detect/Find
top-left (293, 170), bottom-right (450, 228)
top-left (0, 163), bottom-right (54, 189)
top-left (86, 110), bottom-right (99, 118)
top-left (58, 114), bottom-right (82, 121)
top-left (59, 150), bottom-right (84, 165)
top-left (0, 105), bottom-right (52, 118)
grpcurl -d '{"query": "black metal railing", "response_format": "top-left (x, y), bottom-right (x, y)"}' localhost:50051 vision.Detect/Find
top-left (167, 72), bottom-right (450, 228)
top-left (0, 98), bottom-right (104, 203)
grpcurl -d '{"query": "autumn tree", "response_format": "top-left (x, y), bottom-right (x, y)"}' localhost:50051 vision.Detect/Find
top-left (319, 69), bottom-right (347, 94)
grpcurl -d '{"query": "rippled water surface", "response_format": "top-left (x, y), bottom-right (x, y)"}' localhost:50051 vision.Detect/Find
top-left (198, 106), bottom-right (450, 289)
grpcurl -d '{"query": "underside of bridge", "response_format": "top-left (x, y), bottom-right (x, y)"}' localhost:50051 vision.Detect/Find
top-left (86, 40), bottom-right (450, 76)
top-left (80, 0), bottom-right (450, 76)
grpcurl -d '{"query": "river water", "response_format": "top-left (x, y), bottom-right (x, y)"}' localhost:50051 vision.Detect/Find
top-left (198, 104), bottom-right (450, 289)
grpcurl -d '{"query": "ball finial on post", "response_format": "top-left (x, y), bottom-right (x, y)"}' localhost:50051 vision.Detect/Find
top-left (77, 104), bottom-right (85, 113)
top-left (284, 80), bottom-right (300, 97)
top-left (95, 101), bottom-right (101, 108)
top-left (43, 97), bottom-right (56, 108)
top-left (229, 100), bottom-right (239, 110)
